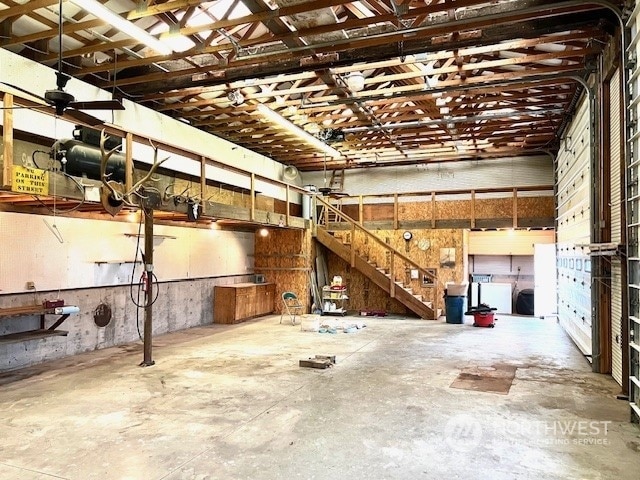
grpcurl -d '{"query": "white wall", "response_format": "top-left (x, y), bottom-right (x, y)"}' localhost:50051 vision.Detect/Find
top-left (301, 155), bottom-right (554, 197)
top-left (468, 230), bottom-right (554, 255)
top-left (0, 211), bottom-right (254, 294)
top-left (0, 210), bottom-right (256, 370)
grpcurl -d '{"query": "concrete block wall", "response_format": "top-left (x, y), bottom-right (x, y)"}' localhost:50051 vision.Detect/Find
top-left (0, 274), bottom-right (252, 371)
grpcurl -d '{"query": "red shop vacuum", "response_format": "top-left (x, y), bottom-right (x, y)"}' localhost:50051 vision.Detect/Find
top-left (465, 304), bottom-right (498, 328)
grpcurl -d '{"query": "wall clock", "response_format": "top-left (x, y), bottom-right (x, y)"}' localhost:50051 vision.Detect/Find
top-left (418, 238), bottom-right (431, 251)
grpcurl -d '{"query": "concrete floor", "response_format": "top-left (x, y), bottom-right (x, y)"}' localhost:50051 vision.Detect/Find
top-left (1, 315), bottom-right (639, 480)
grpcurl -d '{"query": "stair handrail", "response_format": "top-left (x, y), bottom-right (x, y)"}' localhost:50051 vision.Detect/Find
top-left (315, 195), bottom-right (439, 293)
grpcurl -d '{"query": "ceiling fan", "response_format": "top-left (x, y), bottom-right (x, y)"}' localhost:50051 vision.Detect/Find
top-left (0, 0), bottom-right (124, 126)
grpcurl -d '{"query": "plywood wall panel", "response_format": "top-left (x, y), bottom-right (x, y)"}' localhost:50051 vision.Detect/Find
top-left (474, 199), bottom-right (512, 219)
top-left (326, 228), bottom-right (465, 312)
top-left (254, 228), bottom-right (312, 314)
top-left (518, 197), bottom-right (554, 218)
top-left (399, 202), bottom-right (430, 221)
top-left (255, 195), bottom-right (275, 211)
top-left (364, 204), bottom-right (394, 221)
top-left (435, 200), bottom-right (471, 220)
top-left (332, 195), bottom-right (553, 227)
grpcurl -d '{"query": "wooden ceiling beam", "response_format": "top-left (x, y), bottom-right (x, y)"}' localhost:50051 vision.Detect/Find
top-left (0, 0), bottom-right (58, 21)
top-left (99, 7), bottom-right (605, 91)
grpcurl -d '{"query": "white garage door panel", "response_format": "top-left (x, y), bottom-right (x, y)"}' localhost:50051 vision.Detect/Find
top-left (610, 69), bottom-right (623, 386)
top-left (556, 95), bottom-right (592, 357)
top-left (627, 5), bottom-right (640, 421)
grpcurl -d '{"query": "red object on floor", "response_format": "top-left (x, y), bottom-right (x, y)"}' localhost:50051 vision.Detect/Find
top-left (359, 309), bottom-right (387, 317)
top-left (472, 312), bottom-right (495, 328)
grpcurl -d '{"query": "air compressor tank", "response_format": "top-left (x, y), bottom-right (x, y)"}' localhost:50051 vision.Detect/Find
top-left (60, 139), bottom-right (126, 183)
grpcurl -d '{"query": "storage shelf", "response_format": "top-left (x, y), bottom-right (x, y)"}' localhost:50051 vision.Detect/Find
top-left (124, 233), bottom-right (176, 239)
top-left (322, 286), bottom-right (348, 316)
top-left (94, 260), bottom-right (141, 265)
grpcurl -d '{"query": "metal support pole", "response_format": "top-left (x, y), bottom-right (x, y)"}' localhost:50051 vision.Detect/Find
top-left (141, 206), bottom-right (155, 367)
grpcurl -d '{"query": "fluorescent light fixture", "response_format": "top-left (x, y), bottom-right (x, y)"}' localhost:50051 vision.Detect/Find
top-left (256, 104), bottom-right (342, 158)
top-left (70, 0), bottom-right (173, 55)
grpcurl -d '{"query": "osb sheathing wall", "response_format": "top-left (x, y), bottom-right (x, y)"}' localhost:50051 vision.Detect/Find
top-left (254, 228), bottom-right (312, 314)
top-left (169, 178), bottom-right (301, 216)
top-left (329, 229), bottom-right (465, 314)
top-left (340, 196), bottom-right (553, 225)
top-left (327, 252), bottom-right (413, 315)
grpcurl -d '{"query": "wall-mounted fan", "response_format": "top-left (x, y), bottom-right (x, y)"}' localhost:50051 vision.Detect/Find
top-left (0, 0), bottom-right (124, 126)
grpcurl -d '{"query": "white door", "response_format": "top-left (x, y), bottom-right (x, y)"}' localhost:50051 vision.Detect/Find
top-left (534, 243), bottom-right (557, 318)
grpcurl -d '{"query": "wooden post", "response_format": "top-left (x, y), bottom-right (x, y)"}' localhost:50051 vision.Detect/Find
top-left (324, 201), bottom-right (329, 227)
top-left (2, 93), bottom-right (13, 187)
top-left (358, 195), bottom-right (363, 224)
top-left (393, 193), bottom-right (399, 230)
top-left (431, 192), bottom-right (436, 228)
top-left (390, 251), bottom-right (395, 298)
top-left (350, 223), bottom-right (356, 267)
top-left (250, 173), bottom-right (256, 221)
top-left (141, 207), bottom-right (155, 367)
top-left (512, 187), bottom-right (518, 228)
top-left (286, 184), bottom-right (290, 226)
top-left (200, 156), bottom-right (206, 215)
top-left (125, 133), bottom-right (133, 193)
top-left (471, 190), bottom-right (476, 228)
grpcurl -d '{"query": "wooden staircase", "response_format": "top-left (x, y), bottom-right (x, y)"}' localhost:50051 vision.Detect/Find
top-left (314, 197), bottom-right (440, 320)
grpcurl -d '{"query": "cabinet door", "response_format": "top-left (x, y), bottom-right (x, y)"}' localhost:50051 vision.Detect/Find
top-left (235, 286), bottom-right (256, 320)
top-left (256, 284), bottom-right (275, 315)
top-left (213, 287), bottom-right (236, 324)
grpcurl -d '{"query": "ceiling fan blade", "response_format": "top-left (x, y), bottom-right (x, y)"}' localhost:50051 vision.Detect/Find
top-left (65, 108), bottom-right (104, 126)
top-left (0, 105), bottom-right (40, 110)
top-left (68, 99), bottom-right (125, 111)
top-left (0, 81), bottom-right (49, 105)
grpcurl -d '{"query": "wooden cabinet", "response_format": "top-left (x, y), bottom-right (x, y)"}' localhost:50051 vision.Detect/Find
top-left (213, 283), bottom-right (275, 324)
top-left (255, 284), bottom-right (276, 316)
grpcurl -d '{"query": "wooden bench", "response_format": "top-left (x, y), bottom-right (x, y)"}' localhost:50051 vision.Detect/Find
top-left (0, 304), bottom-right (78, 344)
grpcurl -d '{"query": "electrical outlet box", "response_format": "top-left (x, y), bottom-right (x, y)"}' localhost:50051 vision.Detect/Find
top-left (25, 281), bottom-right (35, 290)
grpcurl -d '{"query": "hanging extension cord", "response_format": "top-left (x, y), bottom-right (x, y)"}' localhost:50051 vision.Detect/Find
top-left (129, 209), bottom-right (160, 341)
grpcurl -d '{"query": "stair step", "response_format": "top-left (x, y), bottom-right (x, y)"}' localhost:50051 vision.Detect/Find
top-left (413, 294), bottom-right (423, 301)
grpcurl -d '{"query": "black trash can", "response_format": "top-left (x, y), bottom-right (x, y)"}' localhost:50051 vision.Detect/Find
top-left (516, 289), bottom-right (535, 315)
top-left (445, 296), bottom-right (466, 324)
